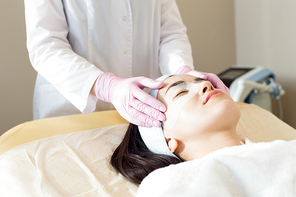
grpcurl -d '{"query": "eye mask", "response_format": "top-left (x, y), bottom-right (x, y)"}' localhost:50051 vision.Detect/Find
top-left (162, 80), bottom-right (205, 131)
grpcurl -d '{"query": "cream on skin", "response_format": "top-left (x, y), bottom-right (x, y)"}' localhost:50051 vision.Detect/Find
top-left (157, 74), bottom-right (243, 161)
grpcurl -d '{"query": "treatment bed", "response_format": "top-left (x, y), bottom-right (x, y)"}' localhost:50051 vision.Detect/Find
top-left (0, 103), bottom-right (295, 196)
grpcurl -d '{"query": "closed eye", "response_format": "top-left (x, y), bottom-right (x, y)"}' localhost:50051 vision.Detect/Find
top-left (174, 90), bottom-right (188, 98)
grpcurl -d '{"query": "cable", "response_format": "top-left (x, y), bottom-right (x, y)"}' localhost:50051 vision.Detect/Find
top-left (258, 78), bottom-right (284, 120)
top-left (276, 97), bottom-right (284, 120)
top-left (274, 80), bottom-right (284, 120)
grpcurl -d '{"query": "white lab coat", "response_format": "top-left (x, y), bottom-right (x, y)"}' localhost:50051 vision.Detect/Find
top-left (24, 0), bottom-right (193, 119)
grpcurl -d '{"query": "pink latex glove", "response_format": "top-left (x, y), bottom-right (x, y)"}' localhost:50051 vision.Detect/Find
top-left (94, 73), bottom-right (166, 127)
top-left (176, 66), bottom-right (230, 94)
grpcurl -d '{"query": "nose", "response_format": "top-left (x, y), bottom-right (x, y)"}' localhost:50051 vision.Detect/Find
top-left (198, 81), bottom-right (214, 95)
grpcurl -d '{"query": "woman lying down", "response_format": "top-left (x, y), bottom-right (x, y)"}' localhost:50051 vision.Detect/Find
top-left (111, 74), bottom-right (296, 197)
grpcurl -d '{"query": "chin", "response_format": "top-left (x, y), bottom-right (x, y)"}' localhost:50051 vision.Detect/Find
top-left (212, 99), bottom-right (241, 127)
top-left (193, 98), bottom-right (241, 131)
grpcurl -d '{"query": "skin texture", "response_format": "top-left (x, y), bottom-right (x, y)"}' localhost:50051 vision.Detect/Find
top-left (157, 74), bottom-right (243, 161)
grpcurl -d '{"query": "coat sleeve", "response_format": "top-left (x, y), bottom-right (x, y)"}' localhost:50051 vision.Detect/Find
top-left (158, 0), bottom-right (194, 75)
top-left (24, 0), bottom-right (102, 113)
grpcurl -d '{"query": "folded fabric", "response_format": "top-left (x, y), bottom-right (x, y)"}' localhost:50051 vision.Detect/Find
top-left (0, 124), bottom-right (138, 197)
top-left (137, 139), bottom-right (296, 197)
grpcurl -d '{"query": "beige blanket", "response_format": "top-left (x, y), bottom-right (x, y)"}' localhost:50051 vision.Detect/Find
top-left (0, 124), bottom-right (138, 197)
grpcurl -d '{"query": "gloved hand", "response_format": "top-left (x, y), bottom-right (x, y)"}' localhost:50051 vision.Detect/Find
top-left (176, 66), bottom-right (230, 94)
top-left (94, 73), bottom-right (166, 127)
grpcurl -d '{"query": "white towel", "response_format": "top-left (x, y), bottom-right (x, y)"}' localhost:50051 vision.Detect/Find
top-left (137, 139), bottom-right (296, 197)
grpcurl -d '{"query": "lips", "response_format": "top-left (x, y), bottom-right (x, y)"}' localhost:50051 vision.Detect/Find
top-left (204, 90), bottom-right (223, 105)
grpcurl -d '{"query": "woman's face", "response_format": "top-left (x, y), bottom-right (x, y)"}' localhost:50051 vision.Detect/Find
top-left (157, 74), bottom-right (241, 144)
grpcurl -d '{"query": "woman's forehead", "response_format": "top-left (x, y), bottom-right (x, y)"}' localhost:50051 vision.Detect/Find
top-left (161, 74), bottom-right (197, 90)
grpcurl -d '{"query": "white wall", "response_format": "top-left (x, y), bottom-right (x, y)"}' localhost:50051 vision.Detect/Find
top-left (176, 0), bottom-right (236, 74)
top-left (0, 1), bottom-right (36, 135)
top-left (235, 0), bottom-right (296, 129)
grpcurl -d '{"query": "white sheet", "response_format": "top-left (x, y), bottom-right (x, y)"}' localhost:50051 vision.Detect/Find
top-left (0, 124), bottom-right (138, 197)
top-left (137, 139), bottom-right (296, 197)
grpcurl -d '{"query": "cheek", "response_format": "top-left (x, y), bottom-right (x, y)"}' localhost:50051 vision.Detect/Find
top-left (166, 96), bottom-right (207, 139)
top-left (177, 97), bottom-right (210, 130)
top-left (163, 96), bottom-right (192, 130)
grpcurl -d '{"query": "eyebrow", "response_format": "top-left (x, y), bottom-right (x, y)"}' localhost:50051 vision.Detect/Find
top-left (165, 77), bottom-right (205, 95)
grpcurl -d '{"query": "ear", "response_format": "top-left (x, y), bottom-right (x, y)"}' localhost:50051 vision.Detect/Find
top-left (166, 137), bottom-right (178, 153)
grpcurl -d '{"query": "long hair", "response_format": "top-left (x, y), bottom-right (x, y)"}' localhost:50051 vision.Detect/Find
top-left (111, 123), bottom-right (183, 184)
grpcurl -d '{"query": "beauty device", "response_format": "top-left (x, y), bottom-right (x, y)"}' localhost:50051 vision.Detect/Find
top-left (218, 66), bottom-right (285, 119)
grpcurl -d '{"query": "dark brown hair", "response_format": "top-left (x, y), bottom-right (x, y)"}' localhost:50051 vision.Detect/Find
top-left (111, 123), bottom-right (183, 184)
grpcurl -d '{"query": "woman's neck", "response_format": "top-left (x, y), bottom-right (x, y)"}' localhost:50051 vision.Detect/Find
top-left (179, 130), bottom-right (243, 161)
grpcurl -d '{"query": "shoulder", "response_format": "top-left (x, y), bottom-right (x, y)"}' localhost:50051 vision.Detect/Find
top-left (137, 163), bottom-right (183, 197)
top-left (136, 160), bottom-right (203, 197)
top-left (137, 165), bottom-right (175, 196)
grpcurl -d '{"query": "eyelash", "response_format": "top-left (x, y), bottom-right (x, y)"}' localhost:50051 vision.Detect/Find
top-left (175, 90), bottom-right (188, 98)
